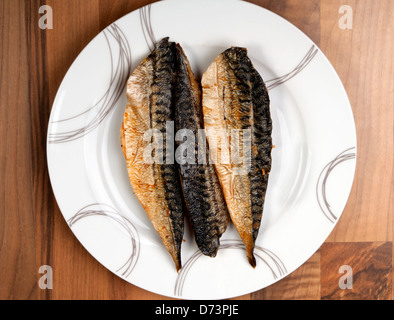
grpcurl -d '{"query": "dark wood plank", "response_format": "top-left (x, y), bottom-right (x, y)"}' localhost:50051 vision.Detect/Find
top-left (0, 0), bottom-right (37, 300)
top-left (25, 0), bottom-right (57, 300)
top-left (321, 242), bottom-right (392, 300)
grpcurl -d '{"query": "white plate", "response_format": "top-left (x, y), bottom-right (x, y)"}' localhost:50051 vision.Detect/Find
top-left (47, 0), bottom-right (357, 300)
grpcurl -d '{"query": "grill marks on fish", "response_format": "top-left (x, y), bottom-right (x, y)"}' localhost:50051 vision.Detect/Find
top-left (121, 38), bottom-right (185, 272)
top-left (202, 47), bottom-right (272, 267)
top-left (174, 44), bottom-right (230, 257)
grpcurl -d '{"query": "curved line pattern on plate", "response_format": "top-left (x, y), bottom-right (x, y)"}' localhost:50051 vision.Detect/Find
top-left (67, 203), bottom-right (140, 278)
top-left (174, 240), bottom-right (287, 297)
top-left (139, 4), bottom-right (157, 51)
top-left (48, 23), bottom-right (132, 144)
top-left (316, 147), bottom-right (356, 223)
top-left (266, 45), bottom-right (318, 90)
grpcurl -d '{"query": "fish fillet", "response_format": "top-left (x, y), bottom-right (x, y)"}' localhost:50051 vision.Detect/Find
top-left (174, 44), bottom-right (230, 257)
top-left (121, 38), bottom-right (185, 272)
top-left (201, 47), bottom-right (272, 267)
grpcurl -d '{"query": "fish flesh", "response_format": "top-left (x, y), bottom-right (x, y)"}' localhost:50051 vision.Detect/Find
top-left (201, 47), bottom-right (272, 267)
top-left (121, 38), bottom-right (186, 272)
top-left (174, 44), bottom-right (230, 257)
top-left (202, 47), bottom-right (272, 267)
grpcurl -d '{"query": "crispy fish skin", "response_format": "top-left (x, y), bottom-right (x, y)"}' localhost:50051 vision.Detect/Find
top-left (201, 47), bottom-right (272, 267)
top-left (174, 44), bottom-right (230, 257)
top-left (121, 38), bottom-right (185, 272)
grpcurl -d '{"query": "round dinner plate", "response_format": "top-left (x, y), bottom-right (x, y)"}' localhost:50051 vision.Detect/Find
top-left (47, 0), bottom-right (357, 300)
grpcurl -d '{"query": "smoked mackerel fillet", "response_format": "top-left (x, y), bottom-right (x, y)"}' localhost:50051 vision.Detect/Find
top-left (121, 38), bottom-right (185, 272)
top-left (174, 44), bottom-right (230, 257)
top-left (201, 47), bottom-right (272, 267)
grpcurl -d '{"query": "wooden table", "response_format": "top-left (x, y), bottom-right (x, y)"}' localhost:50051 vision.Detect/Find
top-left (1, 0), bottom-right (392, 300)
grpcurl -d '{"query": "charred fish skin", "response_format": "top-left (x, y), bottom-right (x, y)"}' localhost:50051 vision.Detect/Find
top-left (202, 47), bottom-right (272, 267)
top-left (174, 44), bottom-right (230, 257)
top-left (121, 38), bottom-right (185, 272)
top-left (249, 60), bottom-right (272, 245)
top-left (150, 38), bottom-right (185, 268)
top-left (224, 48), bottom-right (272, 263)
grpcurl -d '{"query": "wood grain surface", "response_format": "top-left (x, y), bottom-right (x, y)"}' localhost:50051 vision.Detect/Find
top-left (0, 0), bottom-right (392, 300)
